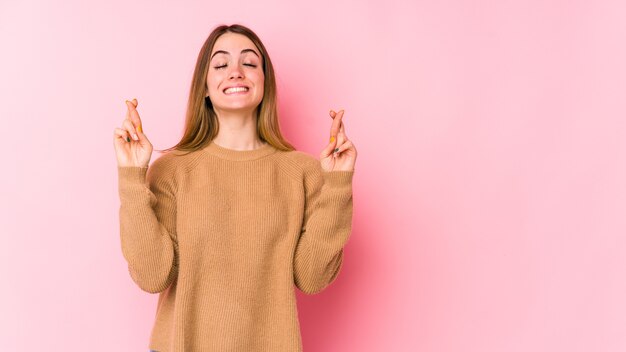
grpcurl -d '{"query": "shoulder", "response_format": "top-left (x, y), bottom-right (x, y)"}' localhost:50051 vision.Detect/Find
top-left (275, 149), bottom-right (322, 179)
top-left (148, 151), bottom-right (178, 176)
top-left (150, 148), bottom-right (205, 170)
top-left (147, 149), bottom-right (202, 186)
top-left (282, 150), bottom-right (319, 168)
top-left (274, 149), bottom-right (324, 190)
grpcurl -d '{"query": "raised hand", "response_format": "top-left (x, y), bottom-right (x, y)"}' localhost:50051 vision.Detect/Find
top-left (113, 98), bottom-right (153, 168)
top-left (320, 109), bottom-right (357, 172)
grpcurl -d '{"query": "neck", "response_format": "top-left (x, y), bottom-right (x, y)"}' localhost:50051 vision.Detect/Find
top-left (212, 107), bottom-right (265, 150)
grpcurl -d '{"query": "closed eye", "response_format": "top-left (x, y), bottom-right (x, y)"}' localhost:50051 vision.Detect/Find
top-left (214, 64), bottom-right (257, 69)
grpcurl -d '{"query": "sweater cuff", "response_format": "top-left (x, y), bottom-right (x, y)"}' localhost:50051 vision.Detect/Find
top-left (322, 170), bottom-right (354, 188)
top-left (118, 166), bottom-right (149, 184)
top-left (117, 166), bottom-right (150, 201)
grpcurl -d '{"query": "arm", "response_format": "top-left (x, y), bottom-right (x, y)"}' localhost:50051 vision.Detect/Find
top-left (117, 155), bottom-right (179, 293)
top-left (293, 160), bottom-right (355, 295)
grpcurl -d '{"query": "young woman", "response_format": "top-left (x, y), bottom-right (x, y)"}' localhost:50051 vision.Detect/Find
top-left (113, 23), bottom-right (357, 352)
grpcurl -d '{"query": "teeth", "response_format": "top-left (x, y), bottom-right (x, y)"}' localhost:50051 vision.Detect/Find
top-left (224, 87), bottom-right (248, 94)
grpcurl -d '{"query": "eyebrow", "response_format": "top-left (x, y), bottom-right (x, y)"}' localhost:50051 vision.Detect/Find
top-left (210, 48), bottom-right (260, 60)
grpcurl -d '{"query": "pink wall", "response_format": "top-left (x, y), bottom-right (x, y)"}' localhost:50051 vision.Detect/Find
top-left (1, 0), bottom-right (625, 351)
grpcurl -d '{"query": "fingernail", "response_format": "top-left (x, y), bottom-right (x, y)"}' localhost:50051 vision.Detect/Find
top-left (330, 136), bottom-right (335, 143)
top-left (137, 125), bottom-right (143, 133)
top-left (334, 148), bottom-right (339, 153)
top-left (133, 133), bottom-right (139, 140)
top-left (126, 136), bottom-right (130, 142)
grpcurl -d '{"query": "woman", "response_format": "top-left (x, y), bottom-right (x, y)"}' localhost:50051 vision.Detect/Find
top-left (113, 24), bottom-right (357, 352)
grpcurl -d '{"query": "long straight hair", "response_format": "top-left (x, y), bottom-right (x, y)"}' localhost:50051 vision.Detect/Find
top-left (156, 24), bottom-right (295, 153)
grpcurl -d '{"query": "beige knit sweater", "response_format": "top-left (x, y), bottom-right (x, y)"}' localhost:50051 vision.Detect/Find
top-left (117, 140), bottom-right (354, 351)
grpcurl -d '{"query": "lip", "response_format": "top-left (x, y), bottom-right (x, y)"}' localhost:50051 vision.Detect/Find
top-left (223, 84), bottom-right (250, 94)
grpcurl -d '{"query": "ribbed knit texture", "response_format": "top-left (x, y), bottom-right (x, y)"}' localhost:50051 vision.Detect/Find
top-left (117, 140), bottom-right (354, 352)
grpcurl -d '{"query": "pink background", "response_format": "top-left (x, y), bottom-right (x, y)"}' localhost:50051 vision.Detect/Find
top-left (1, 0), bottom-right (625, 351)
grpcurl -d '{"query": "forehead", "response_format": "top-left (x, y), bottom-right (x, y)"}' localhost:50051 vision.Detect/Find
top-left (211, 33), bottom-right (260, 58)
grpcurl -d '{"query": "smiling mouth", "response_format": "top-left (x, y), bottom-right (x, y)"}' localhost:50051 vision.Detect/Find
top-left (223, 87), bottom-right (250, 95)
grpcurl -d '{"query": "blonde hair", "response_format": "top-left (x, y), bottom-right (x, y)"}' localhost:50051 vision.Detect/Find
top-left (157, 23), bottom-right (295, 153)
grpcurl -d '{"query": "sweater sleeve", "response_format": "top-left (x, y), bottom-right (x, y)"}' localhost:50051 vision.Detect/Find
top-left (293, 161), bottom-right (355, 295)
top-left (117, 155), bottom-right (179, 294)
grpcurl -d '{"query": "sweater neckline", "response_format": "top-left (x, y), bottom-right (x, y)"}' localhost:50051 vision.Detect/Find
top-left (201, 140), bottom-right (277, 161)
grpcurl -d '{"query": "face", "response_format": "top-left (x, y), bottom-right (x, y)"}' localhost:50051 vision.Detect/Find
top-left (206, 32), bottom-right (264, 114)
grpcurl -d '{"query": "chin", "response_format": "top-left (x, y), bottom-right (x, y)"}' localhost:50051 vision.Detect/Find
top-left (217, 99), bottom-right (262, 110)
top-left (216, 104), bottom-right (260, 112)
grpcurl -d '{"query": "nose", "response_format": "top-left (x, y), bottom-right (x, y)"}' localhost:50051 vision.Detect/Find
top-left (228, 65), bottom-right (244, 80)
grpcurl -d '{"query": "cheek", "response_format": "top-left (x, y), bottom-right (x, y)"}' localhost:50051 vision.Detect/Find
top-left (207, 77), bottom-right (220, 94)
top-left (255, 83), bottom-right (264, 98)
top-left (254, 74), bottom-right (265, 92)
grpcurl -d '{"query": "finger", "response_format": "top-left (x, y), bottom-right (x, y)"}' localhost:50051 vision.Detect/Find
top-left (336, 123), bottom-right (347, 146)
top-left (333, 120), bottom-right (347, 149)
top-left (338, 114), bottom-right (349, 139)
top-left (334, 139), bottom-right (354, 156)
top-left (321, 133), bottom-right (339, 159)
top-left (131, 99), bottom-right (143, 133)
top-left (122, 118), bottom-right (139, 141)
top-left (329, 109), bottom-right (344, 143)
top-left (338, 125), bottom-right (348, 147)
top-left (125, 100), bottom-right (141, 139)
top-left (125, 101), bottom-right (131, 124)
top-left (114, 127), bottom-right (132, 143)
top-left (126, 99), bottom-right (142, 128)
top-left (329, 110), bottom-right (348, 138)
